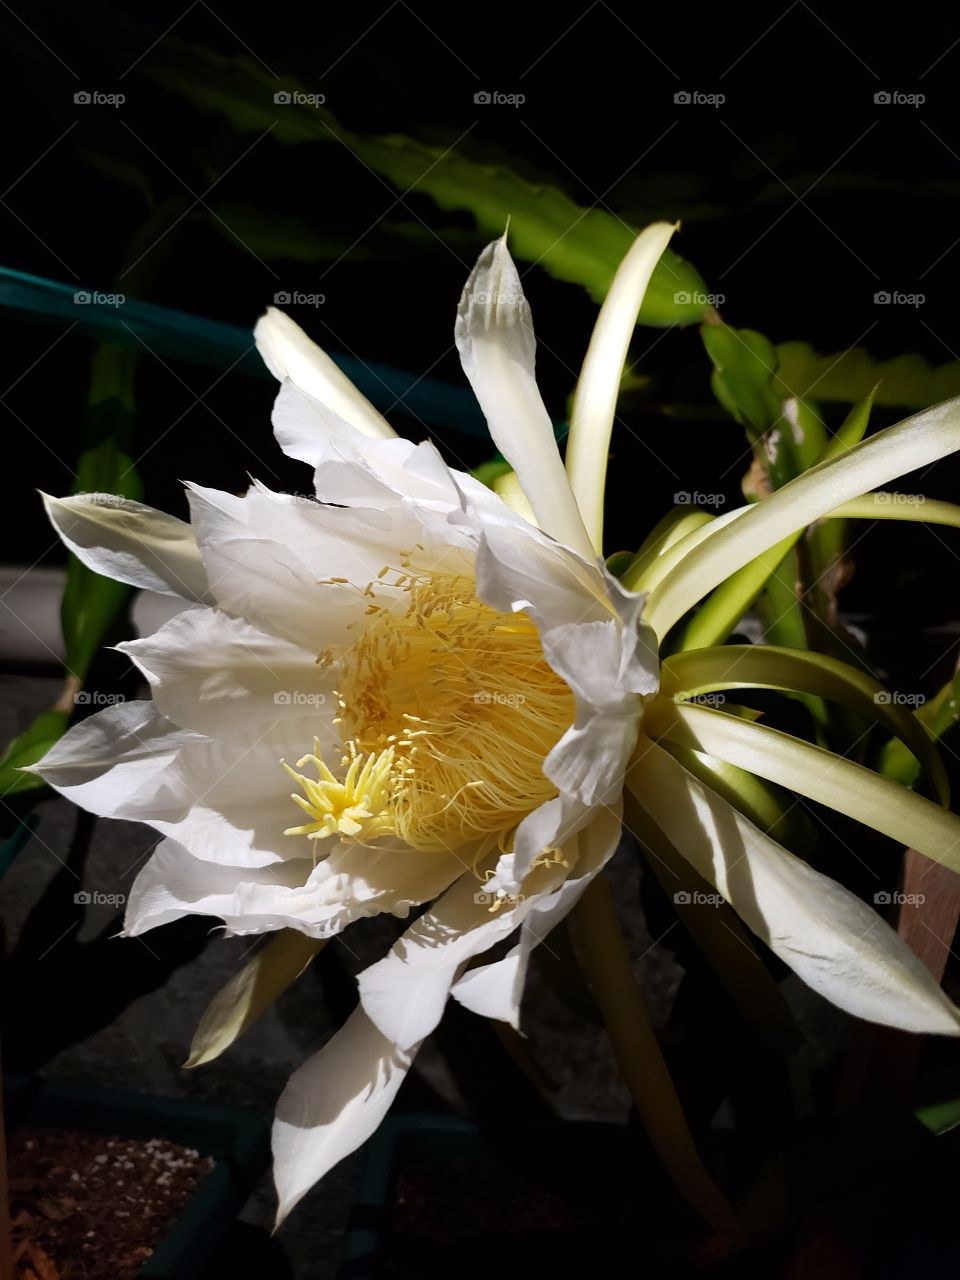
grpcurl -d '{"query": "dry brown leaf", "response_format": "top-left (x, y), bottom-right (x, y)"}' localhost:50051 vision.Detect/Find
top-left (13, 1239), bottom-right (63, 1280)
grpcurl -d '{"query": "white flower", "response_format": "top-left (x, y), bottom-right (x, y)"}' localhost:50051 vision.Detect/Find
top-left (32, 226), bottom-right (960, 1222)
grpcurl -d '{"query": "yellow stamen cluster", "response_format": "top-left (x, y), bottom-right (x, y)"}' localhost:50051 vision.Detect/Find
top-left (283, 562), bottom-right (576, 855)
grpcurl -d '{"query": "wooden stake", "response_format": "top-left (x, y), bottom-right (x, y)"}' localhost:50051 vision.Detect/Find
top-left (839, 850), bottom-right (960, 1108)
top-left (0, 1041), bottom-right (11, 1280)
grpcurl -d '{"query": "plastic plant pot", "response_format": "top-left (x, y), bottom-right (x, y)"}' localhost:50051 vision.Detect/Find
top-left (339, 1113), bottom-right (629, 1279)
top-left (4, 1074), bottom-right (270, 1278)
top-left (0, 814), bottom-right (36, 879)
top-left (341, 1114), bottom-right (488, 1274)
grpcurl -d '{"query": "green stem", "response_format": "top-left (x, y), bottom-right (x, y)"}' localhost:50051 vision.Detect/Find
top-left (572, 875), bottom-right (743, 1241)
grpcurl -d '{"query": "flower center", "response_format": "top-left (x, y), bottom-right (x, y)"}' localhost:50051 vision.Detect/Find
top-left (283, 565), bottom-right (575, 854)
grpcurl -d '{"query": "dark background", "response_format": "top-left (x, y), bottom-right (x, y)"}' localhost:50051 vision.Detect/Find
top-left (2, 0), bottom-right (959, 658)
top-left (2, 9), bottom-right (960, 1273)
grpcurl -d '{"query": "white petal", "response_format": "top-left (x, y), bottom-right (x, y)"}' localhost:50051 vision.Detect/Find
top-left (185, 484), bottom-right (360, 652)
top-left (272, 381), bottom-right (461, 508)
top-left (628, 739), bottom-right (960, 1035)
top-left (539, 618), bottom-right (647, 805)
top-left (358, 854), bottom-right (570, 1051)
top-left (566, 222), bottom-right (676, 550)
top-left (125, 835), bottom-right (463, 938)
top-left (242, 482), bottom-right (459, 573)
top-left (453, 802), bottom-right (622, 1025)
top-left (255, 308), bottom-right (395, 440)
top-left (491, 793), bottom-right (592, 897)
top-left (187, 481), bottom-right (470, 653)
top-left (36, 702), bottom-right (320, 870)
top-left (452, 945), bottom-right (524, 1024)
top-left (273, 1008), bottom-right (417, 1224)
top-left (474, 509), bottom-right (651, 644)
top-left (41, 493), bottom-right (208, 600)
top-left (118, 606), bottom-right (332, 738)
top-left (182, 482), bottom-right (250, 547)
top-left (124, 838), bottom-right (314, 935)
top-left (31, 701), bottom-right (201, 820)
top-left (474, 521), bottom-right (604, 624)
top-left (149, 723), bottom-right (341, 869)
top-left (475, 515), bottom-right (656, 811)
top-left (455, 236), bottom-right (595, 559)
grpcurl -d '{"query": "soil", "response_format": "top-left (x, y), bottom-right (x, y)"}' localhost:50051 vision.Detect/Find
top-left (383, 1163), bottom-right (632, 1277)
top-left (392, 1164), bottom-right (603, 1240)
top-left (8, 1126), bottom-right (213, 1279)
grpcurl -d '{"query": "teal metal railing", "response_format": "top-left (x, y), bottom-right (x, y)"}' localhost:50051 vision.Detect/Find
top-left (0, 265), bottom-right (492, 437)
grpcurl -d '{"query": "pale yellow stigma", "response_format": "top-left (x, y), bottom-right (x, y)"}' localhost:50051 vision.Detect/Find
top-left (282, 739), bottom-right (395, 842)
